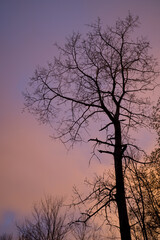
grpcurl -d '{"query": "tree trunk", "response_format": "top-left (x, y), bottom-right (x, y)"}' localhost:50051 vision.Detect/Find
top-left (114, 121), bottom-right (131, 240)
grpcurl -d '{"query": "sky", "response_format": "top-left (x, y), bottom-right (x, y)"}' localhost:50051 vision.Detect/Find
top-left (0, 0), bottom-right (160, 235)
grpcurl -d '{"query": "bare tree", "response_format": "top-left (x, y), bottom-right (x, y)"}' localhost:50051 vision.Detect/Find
top-left (125, 148), bottom-right (160, 240)
top-left (0, 234), bottom-right (13, 240)
top-left (123, 99), bottom-right (160, 239)
top-left (17, 197), bottom-right (69, 240)
top-left (24, 14), bottom-right (159, 240)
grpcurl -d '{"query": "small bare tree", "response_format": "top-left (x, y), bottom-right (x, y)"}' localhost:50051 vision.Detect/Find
top-left (0, 234), bottom-right (13, 240)
top-left (17, 197), bottom-right (69, 240)
top-left (24, 14), bottom-right (159, 239)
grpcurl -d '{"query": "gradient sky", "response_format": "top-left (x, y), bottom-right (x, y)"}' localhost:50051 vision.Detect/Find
top-left (0, 0), bottom-right (160, 235)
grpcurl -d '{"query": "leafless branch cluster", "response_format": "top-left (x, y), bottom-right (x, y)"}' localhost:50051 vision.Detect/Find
top-left (72, 171), bottom-right (117, 226)
top-left (17, 196), bottom-right (111, 240)
top-left (125, 149), bottom-right (160, 239)
top-left (24, 14), bottom-right (158, 147)
top-left (0, 234), bottom-right (13, 240)
top-left (17, 197), bottom-right (68, 240)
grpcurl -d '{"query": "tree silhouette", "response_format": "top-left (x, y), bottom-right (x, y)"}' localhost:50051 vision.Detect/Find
top-left (125, 109), bottom-right (160, 240)
top-left (125, 148), bottom-right (160, 239)
top-left (17, 196), bottom-right (109, 240)
top-left (24, 14), bottom-right (159, 239)
top-left (17, 197), bottom-right (68, 240)
top-left (0, 234), bottom-right (13, 240)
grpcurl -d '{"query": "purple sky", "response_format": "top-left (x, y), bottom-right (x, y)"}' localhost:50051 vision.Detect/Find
top-left (0, 0), bottom-right (160, 235)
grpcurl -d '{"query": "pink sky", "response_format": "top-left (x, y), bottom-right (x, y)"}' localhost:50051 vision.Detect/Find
top-left (0, 0), bottom-right (160, 235)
